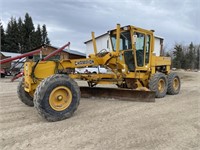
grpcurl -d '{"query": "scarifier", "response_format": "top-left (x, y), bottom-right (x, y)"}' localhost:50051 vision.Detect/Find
top-left (1, 24), bottom-right (181, 121)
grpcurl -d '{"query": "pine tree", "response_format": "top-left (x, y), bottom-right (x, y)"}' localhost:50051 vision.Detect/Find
top-left (41, 24), bottom-right (50, 45)
top-left (33, 24), bottom-right (42, 47)
top-left (184, 51), bottom-right (190, 69)
top-left (2, 13), bottom-right (50, 53)
top-left (187, 42), bottom-right (195, 69)
top-left (23, 13), bottom-right (35, 52)
top-left (0, 20), bottom-right (5, 51)
top-left (4, 17), bottom-right (19, 52)
top-left (46, 37), bottom-right (50, 45)
top-left (173, 44), bottom-right (184, 69)
top-left (17, 17), bottom-right (25, 53)
top-left (172, 43), bottom-right (200, 70)
top-left (195, 45), bottom-right (200, 70)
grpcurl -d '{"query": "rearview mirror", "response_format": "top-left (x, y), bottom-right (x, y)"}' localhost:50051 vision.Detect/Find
top-left (133, 35), bottom-right (137, 43)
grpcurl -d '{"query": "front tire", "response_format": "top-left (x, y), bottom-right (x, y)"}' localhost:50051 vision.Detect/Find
top-left (167, 72), bottom-right (181, 95)
top-left (149, 73), bottom-right (168, 98)
top-left (17, 78), bottom-right (34, 106)
top-left (34, 74), bottom-right (80, 122)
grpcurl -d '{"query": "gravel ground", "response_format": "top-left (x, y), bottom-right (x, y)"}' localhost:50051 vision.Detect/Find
top-left (0, 71), bottom-right (199, 150)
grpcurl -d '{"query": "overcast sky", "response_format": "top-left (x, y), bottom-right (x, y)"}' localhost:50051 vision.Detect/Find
top-left (1, 0), bottom-right (200, 53)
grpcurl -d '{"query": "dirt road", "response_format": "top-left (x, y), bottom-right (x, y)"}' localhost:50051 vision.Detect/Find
top-left (0, 71), bottom-right (199, 150)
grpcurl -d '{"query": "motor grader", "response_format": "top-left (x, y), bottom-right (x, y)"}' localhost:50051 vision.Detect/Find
top-left (13, 24), bottom-right (181, 121)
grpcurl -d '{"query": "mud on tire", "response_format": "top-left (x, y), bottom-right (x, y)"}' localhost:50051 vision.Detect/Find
top-left (34, 74), bottom-right (80, 122)
top-left (17, 78), bottom-right (34, 106)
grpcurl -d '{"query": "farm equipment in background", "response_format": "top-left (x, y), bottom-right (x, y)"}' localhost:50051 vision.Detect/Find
top-left (1, 24), bottom-right (181, 122)
top-left (0, 68), bottom-right (6, 78)
top-left (0, 49), bottom-right (42, 80)
top-left (0, 54), bottom-right (11, 78)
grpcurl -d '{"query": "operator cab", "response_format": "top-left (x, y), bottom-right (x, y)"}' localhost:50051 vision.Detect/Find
top-left (109, 25), bottom-right (152, 72)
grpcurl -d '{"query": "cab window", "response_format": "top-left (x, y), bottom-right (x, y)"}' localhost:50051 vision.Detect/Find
top-left (134, 32), bottom-right (145, 67)
top-left (145, 35), bottom-right (150, 64)
top-left (111, 31), bottom-right (131, 51)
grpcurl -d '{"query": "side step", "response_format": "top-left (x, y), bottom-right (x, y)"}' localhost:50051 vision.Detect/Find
top-left (80, 87), bottom-right (155, 102)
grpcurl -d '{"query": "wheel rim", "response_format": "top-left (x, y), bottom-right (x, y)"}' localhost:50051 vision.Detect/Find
top-left (158, 79), bottom-right (165, 93)
top-left (49, 86), bottom-right (72, 111)
top-left (173, 78), bottom-right (179, 90)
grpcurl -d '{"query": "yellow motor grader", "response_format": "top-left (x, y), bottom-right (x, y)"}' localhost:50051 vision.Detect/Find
top-left (16, 24), bottom-right (180, 121)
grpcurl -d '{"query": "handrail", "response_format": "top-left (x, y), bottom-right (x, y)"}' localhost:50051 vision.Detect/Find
top-left (0, 49), bottom-right (41, 64)
top-left (42, 42), bottom-right (70, 61)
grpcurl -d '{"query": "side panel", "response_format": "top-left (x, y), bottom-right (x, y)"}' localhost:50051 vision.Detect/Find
top-left (24, 61), bottom-right (57, 92)
top-left (151, 56), bottom-right (171, 66)
top-left (150, 55), bottom-right (171, 74)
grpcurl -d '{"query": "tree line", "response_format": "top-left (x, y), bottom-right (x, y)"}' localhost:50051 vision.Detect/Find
top-left (1, 13), bottom-right (50, 53)
top-left (165, 42), bottom-right (200, 70)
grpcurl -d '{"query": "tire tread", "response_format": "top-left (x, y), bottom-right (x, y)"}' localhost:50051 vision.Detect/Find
top-left (17, 79), bottom-right (34, 106)
top-left (149, 72), bottom-right (168, 98)
top-left (167, 72), bottom-right (181, 95)
top-left (34, 74), bottom-right (80, 122)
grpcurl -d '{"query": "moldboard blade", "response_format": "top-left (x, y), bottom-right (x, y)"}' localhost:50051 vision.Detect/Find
top-left (80, 87), bottom-right (155, 102)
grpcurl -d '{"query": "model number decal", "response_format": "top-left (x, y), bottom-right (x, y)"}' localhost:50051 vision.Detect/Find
top-left (75, 60), bottom-right (94, 66)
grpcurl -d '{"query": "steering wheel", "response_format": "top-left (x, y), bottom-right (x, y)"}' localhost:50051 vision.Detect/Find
top-left (96, 49), bottom-right (108, 57)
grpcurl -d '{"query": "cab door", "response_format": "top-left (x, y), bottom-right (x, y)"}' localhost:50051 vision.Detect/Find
top-left (133, 32), bottom-right (151, 70)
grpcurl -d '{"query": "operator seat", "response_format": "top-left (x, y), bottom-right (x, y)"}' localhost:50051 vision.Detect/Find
top-left (124, 50), bottom-right (135, 72)
top-left (136, 50), bottom-right (144, 67)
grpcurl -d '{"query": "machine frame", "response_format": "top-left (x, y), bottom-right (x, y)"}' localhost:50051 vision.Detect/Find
top-left (24, 24), bottom-right (171, 93)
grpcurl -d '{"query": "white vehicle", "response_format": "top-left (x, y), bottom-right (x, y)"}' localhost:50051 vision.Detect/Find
top-left (75, 66), bottom-right (107, 74)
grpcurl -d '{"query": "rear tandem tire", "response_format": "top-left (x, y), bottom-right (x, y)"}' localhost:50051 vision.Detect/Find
top-left (34, 74), bottom-right (80, 122)
top-left (17, 78), bottom-right (34, 107)
top-left (149, 72), bottom-right (168, 98)
top-left (167, 72), bottom-right (181, 95)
